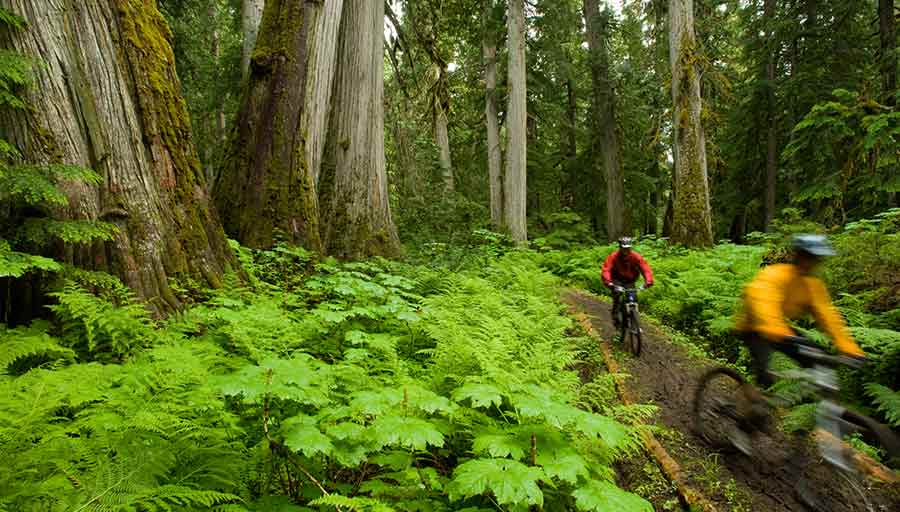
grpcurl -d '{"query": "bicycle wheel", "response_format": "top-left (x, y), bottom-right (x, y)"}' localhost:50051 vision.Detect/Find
top-left (840, 409), bottom-right (900, 467)
top-left (628, 309), bottom-right (642, 356)
top-left (693, 367), bottom-right (749, 450)
top-left (617, 305), bottom-right (627, 344)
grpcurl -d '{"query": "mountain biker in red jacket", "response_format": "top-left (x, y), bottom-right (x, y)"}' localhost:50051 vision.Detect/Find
top-left (602, 237), bottom-right (654, 327)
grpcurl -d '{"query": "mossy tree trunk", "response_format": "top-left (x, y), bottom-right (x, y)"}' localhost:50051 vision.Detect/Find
top-left (668, 0), bottom-right (714, 247)
top-left (241, 0), bottom-right (265, 79)
top-left (213, 0), bottom-right (323, 251)
top-left (483, 0), bottom-right (503, 228)
top-left (504, 0), bottom-right (527, 243)
top-left (584, 0), bottom-right (626, 242)
top-left (0, 0), bottom-right (236, 315)
top-left (319, 0), bottom-right (400, 258)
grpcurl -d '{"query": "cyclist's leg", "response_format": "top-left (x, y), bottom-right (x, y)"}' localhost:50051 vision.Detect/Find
top-left (610, 280), bottom-right (625, 327)
top-left (741, 332), bottom-right (773, 430)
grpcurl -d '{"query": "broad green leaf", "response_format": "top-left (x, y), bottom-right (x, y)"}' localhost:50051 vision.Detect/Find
top-left (573, 480), bottom-right (652, 512)
top-left (536, 449), bottom-right (589, 484)
top-left (367, 415), bottom-right (444, 451)
top-left (447, 458), bottom-right (545, 507)
top-left (283, 416), bottom-right (333, 457)
top-left (471, 431), bottom-right (528, 460)
top-left (451, 383), bottom-right (503, 409)
top-left (574, 411), bottom-right (631, 450)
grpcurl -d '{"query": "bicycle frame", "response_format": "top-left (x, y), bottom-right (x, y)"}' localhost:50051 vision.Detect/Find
top-left (771, 355), bottom-right (858, 471)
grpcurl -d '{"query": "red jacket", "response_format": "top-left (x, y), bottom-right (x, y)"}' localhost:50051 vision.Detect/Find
top-left (601, 250), bottom-right (654, 286)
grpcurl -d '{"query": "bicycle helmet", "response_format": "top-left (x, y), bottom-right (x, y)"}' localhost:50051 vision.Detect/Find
top-left (791, 234), bottom-right (835, 257)
top-left (618, 237), bottom-right (633, 249)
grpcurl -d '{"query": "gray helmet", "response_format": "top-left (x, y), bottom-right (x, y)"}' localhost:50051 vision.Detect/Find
top-left (618, 237), bottom-right (633, 249)
top-left (791, 234), bottom-right (835, 257)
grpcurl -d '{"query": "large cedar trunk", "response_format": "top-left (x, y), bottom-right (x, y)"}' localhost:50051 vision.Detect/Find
top-left (319, 0), bottom-right (400, 258)
top-left (583, 0), bottom-right (626, 241)
top-left (302, 0), bottom-right (343, 186)
top-left (241, 0), bottom-right (265, 79)
top-left (504, 0), bottom-right (527, 243)
top-left (213, 0), bottom-right (322, 251)
top-left (484, 0), bottom-right (503, 228)
top-left (668, 0), bottom-right (714, 247)
top-left (0, 0), bottom-right (236, 314)
top-left (562, 76), bottom-right (577, 210)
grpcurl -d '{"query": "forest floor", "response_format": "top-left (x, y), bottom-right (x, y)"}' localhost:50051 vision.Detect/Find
top-left (564, 290), bottom-right (900, 512)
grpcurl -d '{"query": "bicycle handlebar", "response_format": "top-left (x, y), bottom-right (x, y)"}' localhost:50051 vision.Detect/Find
top-left (613, 285), bottom-right (644, 293)
top-left (795, 343), bottom-right (866, 369)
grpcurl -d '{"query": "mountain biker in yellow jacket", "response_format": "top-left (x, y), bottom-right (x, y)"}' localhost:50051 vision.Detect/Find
top-left (735, 234), bottom-right (865, 389)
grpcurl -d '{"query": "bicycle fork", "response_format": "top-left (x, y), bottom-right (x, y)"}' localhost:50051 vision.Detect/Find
top-left (817, 400), bottom-right (853, 472)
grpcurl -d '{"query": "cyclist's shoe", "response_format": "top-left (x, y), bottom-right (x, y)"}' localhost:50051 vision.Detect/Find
top-left (728, 425), bottom-right (753, 456)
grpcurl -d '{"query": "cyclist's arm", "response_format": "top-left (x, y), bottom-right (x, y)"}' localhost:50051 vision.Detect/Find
top-left (636, 254), bottom-right (654, 286)
top-left (601, 252), bottom-right (616, 286)
top-left (744, 271), bottom-right (794, 342)
top-left (808, 279), bottom-right (864, 357)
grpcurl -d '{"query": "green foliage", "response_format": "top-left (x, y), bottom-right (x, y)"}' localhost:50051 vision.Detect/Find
top-left (1, 247), bottom-right (652, 510)
top-left (866, 383), bottom-right (900, 428)
top-left (48, 282), bottom-right (155, 361)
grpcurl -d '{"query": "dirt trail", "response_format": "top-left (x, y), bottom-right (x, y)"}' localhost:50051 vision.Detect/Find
top-left (565, 290), bottom-right (899, 512)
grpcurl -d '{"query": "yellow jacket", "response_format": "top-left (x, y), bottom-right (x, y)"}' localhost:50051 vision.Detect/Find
top-left (735, 263), bottom-right (864, 357)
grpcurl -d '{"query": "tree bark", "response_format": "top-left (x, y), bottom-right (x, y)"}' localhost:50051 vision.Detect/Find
top-left (880, 0), bottom-right (896, 106)
top-left (213, 0), bottom-right (322, 251)
top-left (562, 75), bottom-right (577, 210)
top-left (584, 0), bottom-right (626, 241)
top-left (763, 0), bottom-right (777, 231)
top-left (241, 0), bottom-right (265, 79)
top-left (301, 0), bottom-right (343, 185)
top-left (668, 0), bottom-right (714, 247)
top-left (484, 0), bottom-right (503, 228)
top-left (0, 0), bottom-right (236, 314)
top-left (504, 0), bottom-right (527, 243)
top-left (319, 0), bottom-right (400, 258)
top-left (433, 63), bottom-right (454, 193)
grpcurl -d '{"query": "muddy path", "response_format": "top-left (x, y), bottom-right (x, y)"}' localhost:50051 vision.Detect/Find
top-left (564, 290), bottom-right (900, 512)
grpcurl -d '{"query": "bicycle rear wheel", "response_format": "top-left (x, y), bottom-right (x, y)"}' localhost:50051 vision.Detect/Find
top-left (628, 310), bottom-right (642, 356)
top-left (693, 367), bottom-right (749, 450)
top-left (840, 409), bottom-right (900, 467)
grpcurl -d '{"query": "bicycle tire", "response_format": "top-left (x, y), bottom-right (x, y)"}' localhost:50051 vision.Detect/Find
top-left (629, 309), bottom-right (642, 356)
top-left (840, 409), bottom-right (900, 467)
top-left (693, 366), bottom-right (748, 451)
top-left (617, 304), bottom-right (627, 344)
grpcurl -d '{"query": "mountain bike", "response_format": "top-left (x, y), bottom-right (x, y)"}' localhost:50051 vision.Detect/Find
top-left (613, 285), bottom-right (643, 356)
top-left (693, 340), bottom-right (900, 509)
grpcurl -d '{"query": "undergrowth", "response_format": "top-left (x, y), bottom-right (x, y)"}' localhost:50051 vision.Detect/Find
top-left (0, 243), bottom-right (654, 511)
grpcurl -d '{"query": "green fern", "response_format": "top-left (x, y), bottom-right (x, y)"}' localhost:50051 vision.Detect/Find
top-left (865, 383), bottom-right (900, 427)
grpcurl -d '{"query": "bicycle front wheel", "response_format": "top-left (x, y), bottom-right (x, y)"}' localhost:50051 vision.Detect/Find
top-left (628, 310), bottom-right (642, 356)
top-left (840, 409), bottom-right (900, 468)
top-left (693, 367), bottom-right (748, 451)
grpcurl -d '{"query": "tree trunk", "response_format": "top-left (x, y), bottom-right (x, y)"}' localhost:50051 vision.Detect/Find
top-left (484, 0), bottom-right (503, 228)
top-left (562, 76), bottom-right (577, 210)
top-left (319, 0), bottom-right (400, 258)
top-left (504, 0), bottom-right (527, 243)
top-left (241, 0), bottom-right (265, 79)
top-left (434, 63), bottom-right (454, 193)
top-left (213, 0), bottom-right (322, 251)
top-left (301, 0), bottom-right (343, 185)
top-left (583, 0), bottom-right (626, 241)
top-left (763, 0), bottom-right (777, 231)
top-left (880, 0), bottom-right (896, 106)
top-left (0, 0), bottom-right (236, 315)
top-left (668, 0), bottom-right (714, 247)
